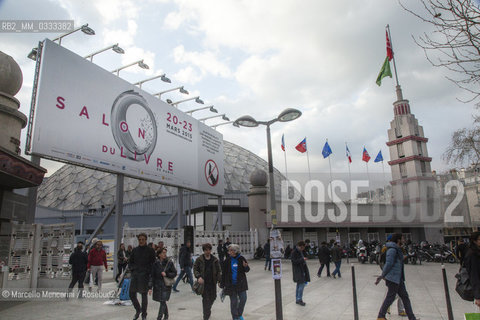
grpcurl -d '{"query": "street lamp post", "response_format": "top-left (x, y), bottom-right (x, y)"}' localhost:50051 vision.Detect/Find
top-left (111, 60), bottom-right (149, 76)
top-left (234, 108), bottom-right (302, 320)
top-left (28, 23), bottom-right (95, 61)
top-left (198, 114), bottom-right (229, 122)
top-left (133, 74), bottom-right (171, 88)
top-left (170, 96), bottom-right (204, 107)
top-left (185, 105), bottom-right (218, 115)
top-left (52, 23), bottom-right (95, 45)
top-left (84, 43), bottom-right (124, 61)
top-left (153, 86), bottom-right (189, 98)
top-left (210, 121), bottom-right (240, 129)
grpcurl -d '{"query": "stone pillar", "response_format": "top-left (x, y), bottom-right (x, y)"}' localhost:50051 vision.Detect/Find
top-left (0, 51), bottom-right (27, 154)
top-left (247, 169), bottom-right (269, 246)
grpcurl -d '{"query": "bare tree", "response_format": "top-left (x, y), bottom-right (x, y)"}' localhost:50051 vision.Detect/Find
top-left (400, 0), bottom-right (480, 102)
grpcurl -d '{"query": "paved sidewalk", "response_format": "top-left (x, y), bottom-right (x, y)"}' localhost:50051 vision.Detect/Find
top-left (0, 259), bottom-right (475, 319)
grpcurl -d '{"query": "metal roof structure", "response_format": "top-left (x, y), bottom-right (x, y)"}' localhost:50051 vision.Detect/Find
top-left (37, 140), bottom-right (287, 210)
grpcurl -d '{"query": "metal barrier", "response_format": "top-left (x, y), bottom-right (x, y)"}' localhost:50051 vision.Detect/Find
top-left (3, 223), bottom-right (74, 289)
top-left (122, 227), bottom-right (258, 262)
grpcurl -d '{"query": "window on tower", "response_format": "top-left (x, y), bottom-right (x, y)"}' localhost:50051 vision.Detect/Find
top-left (400, 163), bottom-right (407, 178)
top-left (397, 143), bottom-right (405, 158)
top-left (417, 141), bottom-right (422, 156)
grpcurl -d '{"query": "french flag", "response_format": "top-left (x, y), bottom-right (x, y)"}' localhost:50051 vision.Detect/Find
top-left (281, 134), bottom-right (285, 151)
top-left (346, 145), bottom-right (352, 163)
top-left (295, 137), bottom-right (307, 153)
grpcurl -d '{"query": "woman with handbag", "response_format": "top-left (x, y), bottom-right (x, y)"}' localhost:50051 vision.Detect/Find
top-left (465, 231), bottom-right (480, 307)
top-left (220, 244), bottom-right (250, 320)
top-left (149, 248), bottom-right (177, 320)
top-left (194, 243), bottom-right (222, 320)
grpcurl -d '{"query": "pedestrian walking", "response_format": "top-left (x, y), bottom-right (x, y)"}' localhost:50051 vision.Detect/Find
top-left (465, 231), bottom-right (480, 308)
top-left (291, 240), bottom-right (310, 306)
top-left (457, 238), bottom-right (468, 266)
top-left (317, 241), bottom-right (331, 277)
top-left (129, 233), bottom-right (156, 320)
top-left (223, 237), bottom-right (232, 258)
top-left (68, 241), bottom-right (88, 295)
top-left (87, 240), bottom-right (108, 291)
top-left (331, 242), bottom-right (342, 279)
top-left (217, 239), bottom-right (225, 264)
top-left (264, 238), bottom-right (271, 271)
top-left (375, 233), bottom-right (418, 320)
top-left (172, 240), bottom-right (194, 292)
top-left (116, 243), bottom-right (128, 282)
top-left (220, 243), bottom-right (250, 320)
top-left (194, 243), bottom-right (222, 320)
top-left (149, 248), bottom-right (177, 320)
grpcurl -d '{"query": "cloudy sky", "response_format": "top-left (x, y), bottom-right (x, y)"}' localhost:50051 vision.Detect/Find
top-left (0, 0), bottom-right (475, 178)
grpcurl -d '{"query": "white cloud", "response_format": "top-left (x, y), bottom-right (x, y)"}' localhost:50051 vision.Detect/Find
top-left (173, 66), bottom-right (203, 84)
top-left (173, 45), bottom-right (231, 79)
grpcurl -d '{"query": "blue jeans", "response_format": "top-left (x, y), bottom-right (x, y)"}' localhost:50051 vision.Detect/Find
top-left (229, 290), bottom-right (247, 320)
top-left (378, 280), bottom-right (416, 320)
top-left (295, 282), bottom-right (306, 302)
top-left (265, 257), bottom-right (271, 270)
top-left (173, 266), bottom-right (193, 290)
top-left (332, 261), bottom-right (341, 277)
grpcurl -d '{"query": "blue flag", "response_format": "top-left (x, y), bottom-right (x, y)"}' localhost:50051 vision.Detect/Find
top-left (374, 150), bottom-right (383, 163)
top-left (322, 141), bottom-right (332, 158)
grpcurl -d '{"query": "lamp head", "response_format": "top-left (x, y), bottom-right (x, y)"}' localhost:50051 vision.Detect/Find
top-left (161, 74), bottom-right (171, 83)
top-left (210, 106), bottom-right (218, 113)
top-left (233, 122), bottom-right (240, 128)
top-left (195, 97), bottom-right (204, 104)
top-left (234, 115), bottom-right (258, 127)
top-left (179, 87), bottom-right (189, 94)
top-left (112, 44), bottom-right (125, 54)
top-left (138, 60), bottom-right (149, 69)
top-left (222, 115), bottom-right (230, 121)
top-left (278, 108), bottom-right (302, 122)
top-left (166, 99), bottom-right (173, 104)
top-left (81, 24), bottom-right (95, 35)
top-left (28, 47), bottom-right (38, 61)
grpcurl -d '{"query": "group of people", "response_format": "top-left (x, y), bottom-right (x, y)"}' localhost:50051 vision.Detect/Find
top-left (68, 234), bottom-right (249, 320)
top-left (68, 239), bottom-right (109, 294)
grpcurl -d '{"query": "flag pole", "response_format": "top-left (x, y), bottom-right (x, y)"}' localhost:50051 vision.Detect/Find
top-left (306, 147), bottom-right (312, 181)
top-left (284, 147), bottom-right (288, 181)
top-left (386, 24), bottom-right (400, 87)
top-left (346, 142), bottom-right (351, 183)
top-left (328, 150), bottom-right (338, 235)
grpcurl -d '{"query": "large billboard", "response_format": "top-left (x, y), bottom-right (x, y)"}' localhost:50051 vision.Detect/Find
top-left (27, 39), bottom-right (224, 196)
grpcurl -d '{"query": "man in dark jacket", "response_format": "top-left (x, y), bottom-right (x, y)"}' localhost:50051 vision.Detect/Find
top-left (291, 240), bottom-right (310, 306)
top-left (375, 233), bottom-right (418, 320)
top-left (264, 238), bottom-right (271, 271)
top-left (331, 242), bottom-right (342, 278)
top-left (457, 238), bottom-right (468, 266)
top-left (217, 239), bottom-right (225, 264)
top-left (317, 242), bottom-right (331, 277)
top-left (465, 231), bottom-right (480, 307)
top-left (194, 243), bottom-right (222, 320)
top-left (220, 243), bottom-right (250, 320)
top-left (129, 233), bottom-right (156, 320)
top-left (173, 240), bottom-right (194, 292)
top-left (68, 241), bottom-right (88, 295)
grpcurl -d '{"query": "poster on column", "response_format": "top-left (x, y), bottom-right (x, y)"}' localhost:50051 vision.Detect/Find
top-left (26, 39), bottom-right (224, 196)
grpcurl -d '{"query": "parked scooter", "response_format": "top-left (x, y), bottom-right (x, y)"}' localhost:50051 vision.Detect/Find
top-left (357, 245), bottom-right (367, 264)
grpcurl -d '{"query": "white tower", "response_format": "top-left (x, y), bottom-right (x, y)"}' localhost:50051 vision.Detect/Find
top-left (386, 85), bottom-right (441, 242)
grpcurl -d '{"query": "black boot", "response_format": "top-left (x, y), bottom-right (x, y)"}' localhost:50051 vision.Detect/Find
top-left (157, 303), bottom-right (165, 320)
top-left (133, 311), bottom-right (141, 320)
top-left (164, 304), bottom-right (169, 320)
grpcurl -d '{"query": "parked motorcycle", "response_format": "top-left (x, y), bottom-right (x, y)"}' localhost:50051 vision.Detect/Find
top-left (357, 245), bottom-right (367, 264)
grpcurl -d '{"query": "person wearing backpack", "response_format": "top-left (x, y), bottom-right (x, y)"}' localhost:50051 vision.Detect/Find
top-left (375, 233), bottom-right (418, 320)
top-left (465, 231), bottom-right (480, 307)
